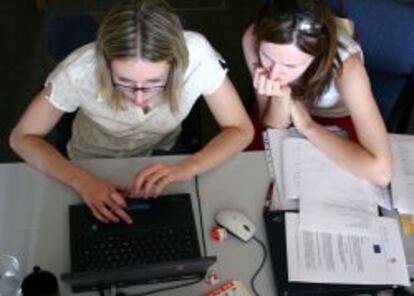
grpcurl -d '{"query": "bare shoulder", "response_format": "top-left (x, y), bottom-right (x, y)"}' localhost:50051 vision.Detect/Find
top-left (242, 24), bottom-right (255, 44)
top-left (336, 53), bottom-right (371, 91)
top-left (340, 53), bottom-right (365, 77)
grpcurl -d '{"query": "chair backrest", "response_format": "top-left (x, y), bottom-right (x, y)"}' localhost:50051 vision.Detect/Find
top-left (43, 13), bottom-right (98, 62)
top-left (325, 0), bottom-right (414, 132)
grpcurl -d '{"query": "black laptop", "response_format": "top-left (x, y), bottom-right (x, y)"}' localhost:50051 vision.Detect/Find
top-left (61, 193), bottom-right (216, 292)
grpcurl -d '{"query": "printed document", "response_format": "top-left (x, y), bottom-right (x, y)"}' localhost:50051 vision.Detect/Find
top-left (281, 137), bottom-right (388, 235)
top-left (263, 128), bottom-right (391, 213)
top-left (390, 134), bottom-right (414, 215)
top-left (285, 213), bottom-right (410, 286)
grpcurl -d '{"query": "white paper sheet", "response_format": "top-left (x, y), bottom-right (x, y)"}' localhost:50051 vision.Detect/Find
top-left (390, 134), bottom-right (414, 215)
top-left (263, 128), bottom-right (299, 210)
top-left (285, 213), bottom-right (410, 286)
top-left (280, 137), bottom-right (387, 235)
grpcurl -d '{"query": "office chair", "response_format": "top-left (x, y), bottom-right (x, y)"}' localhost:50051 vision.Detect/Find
top-left (42, 11), bottom-right (201, 157)
top-left (325, 0), bottom-right (414, 133)
top-left (42, 12), bottom-right (98, 157)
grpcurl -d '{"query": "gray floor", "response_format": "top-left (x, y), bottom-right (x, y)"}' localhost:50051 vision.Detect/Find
top-left (1, 0), bottom-right (413, 163)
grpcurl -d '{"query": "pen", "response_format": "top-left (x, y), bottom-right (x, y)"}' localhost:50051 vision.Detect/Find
top-left (263, 182), bottom-right (274, 214)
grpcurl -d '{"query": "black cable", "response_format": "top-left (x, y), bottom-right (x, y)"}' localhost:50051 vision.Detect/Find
top-left (116, 278), bottom-right (202, 296)
top-left (194, 174), bottom-right (207, 257)
top-left (250, 236), bottom-right (268, 296)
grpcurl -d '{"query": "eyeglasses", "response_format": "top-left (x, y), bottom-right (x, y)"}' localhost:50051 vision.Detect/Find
top-left (113, 83), bottom-right (166, 96)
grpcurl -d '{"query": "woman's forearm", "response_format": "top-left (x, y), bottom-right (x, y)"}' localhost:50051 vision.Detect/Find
top-left (262, 95), bottom-right (292, 128)
top-left (181, 125), bottom-right (253, 176)
top-left (9, 134), bottom-right (94, 193)
top-left (302, 122), bottom-right (392, 186)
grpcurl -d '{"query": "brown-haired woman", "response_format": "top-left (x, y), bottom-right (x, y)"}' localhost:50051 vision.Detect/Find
top-left (242, 0), bottom-right (391, 186)
top-left (9, 0), bottom-right (253, 224)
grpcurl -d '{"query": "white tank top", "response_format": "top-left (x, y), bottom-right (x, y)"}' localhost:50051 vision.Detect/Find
top-left (310, 30), bottom-right (363, 118)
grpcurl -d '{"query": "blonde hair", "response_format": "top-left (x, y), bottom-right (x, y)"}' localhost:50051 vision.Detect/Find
top-left (95, 0), bottom-right (189, 111)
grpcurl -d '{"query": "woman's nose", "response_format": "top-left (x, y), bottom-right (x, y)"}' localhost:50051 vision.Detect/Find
top-left (133, 90), bottom-right (145, 103)
top-left (269, 63), bottom-right (284, 80)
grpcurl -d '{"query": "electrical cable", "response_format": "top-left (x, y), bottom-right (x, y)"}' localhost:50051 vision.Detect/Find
top-left (250, 236), bottom-right (268, 296)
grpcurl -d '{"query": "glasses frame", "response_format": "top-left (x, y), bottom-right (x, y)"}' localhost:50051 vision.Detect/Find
top-left (112, 83), bottom-right (166, 95)
top-left (110, 70), bottom-right (167, 97)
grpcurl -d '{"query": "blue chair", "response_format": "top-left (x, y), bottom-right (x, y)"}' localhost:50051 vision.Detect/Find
top-left (325, 0), bottom-right (414, 133)
top-left (43, 12), bottom-right (98, 157)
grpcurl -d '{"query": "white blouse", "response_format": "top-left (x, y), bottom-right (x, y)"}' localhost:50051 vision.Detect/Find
top-left (45, 31), bottom-right (228, 159)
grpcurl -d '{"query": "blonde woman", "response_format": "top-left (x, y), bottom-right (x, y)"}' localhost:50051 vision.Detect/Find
top-left (10, 0), bottom-right (253, 224)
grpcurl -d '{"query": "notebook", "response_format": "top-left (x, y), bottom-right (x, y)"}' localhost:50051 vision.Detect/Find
top-left (61, 193), bottom-right (216, 292)
top-left (263, 210), bottom-right (395, 295)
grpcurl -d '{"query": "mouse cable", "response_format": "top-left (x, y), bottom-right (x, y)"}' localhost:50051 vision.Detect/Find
top-left (195, 174), bottom-right (208, 257)
top-left (250, 236), bottom-right (268, 296)
top-left (114, 278), bottom-right (202, 296)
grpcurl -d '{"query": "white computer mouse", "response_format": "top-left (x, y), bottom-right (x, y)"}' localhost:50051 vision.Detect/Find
top-left (215, 209), bottom-right (256, 242)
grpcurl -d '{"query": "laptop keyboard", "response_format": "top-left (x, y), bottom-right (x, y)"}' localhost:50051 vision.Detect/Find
top-left (74, 225), bottom-right (200, 273)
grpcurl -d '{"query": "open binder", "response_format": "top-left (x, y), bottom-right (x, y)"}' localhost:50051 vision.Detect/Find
top-left (263, 210), bottom-right (396, 295)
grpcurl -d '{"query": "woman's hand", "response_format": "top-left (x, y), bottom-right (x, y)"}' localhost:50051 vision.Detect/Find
top-left (131, 161), bottom-right (196, 198)
top-left (253, 66), bottom-right (291, 98)
top-left (78, 176), bottom-right (133, 224)
top-left (289, 99), bottom-right (316, 134)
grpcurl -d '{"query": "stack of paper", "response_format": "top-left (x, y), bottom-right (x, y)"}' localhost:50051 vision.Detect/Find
top-left (285, 213), bottom-right (410, 286)
top-left (263, 128), bottom-right (411, 286)
top-left (390, 134), bottom-right (414, 216)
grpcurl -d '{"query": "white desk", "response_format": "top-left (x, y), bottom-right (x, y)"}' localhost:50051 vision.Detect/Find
top-left (0, 152), bottom-right (275, 295)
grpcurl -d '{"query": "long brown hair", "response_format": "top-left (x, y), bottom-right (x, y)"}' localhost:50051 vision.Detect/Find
top-left (95, 0), bottom-right (188, 112)
top-left (254, 0), bottom-right (342, 105)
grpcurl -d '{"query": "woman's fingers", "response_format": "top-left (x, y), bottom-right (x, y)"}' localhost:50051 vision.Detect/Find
top-left (92, 208), bottom-right (108, 223)
top-left (254, 67), bottom-right (267, 89)
top-left (99, 203), bottom-right (120, 223)
top-left (110, 191), bottom-right (127, 208)
top-left (132, 163), bottom-right (164, 196)
top-left (142, 168), bottom-right (170, 198)
top-left (111, 206), bottom-right (133, 224)
top-left (153, 174), bottom-right (174, 197)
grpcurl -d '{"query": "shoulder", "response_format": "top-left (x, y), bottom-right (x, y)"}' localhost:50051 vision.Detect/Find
top-left (182, 31), bottom-right (227, 98)
top-left (183, 30), bottom-right (225, 75)
top-left (47, 42), bottom-right (97, 84)
top-left (339, 53), bottom-right (365, 80)
top-left (184, 31), bottom-right (212, 51)
top-left (183, 30), bottom-right (219, 62)
top-left (337, 29), bottom-right (363, 62)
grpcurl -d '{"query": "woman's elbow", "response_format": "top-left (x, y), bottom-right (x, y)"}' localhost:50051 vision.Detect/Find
top-left (9, 128), bottom-right (22, 153)
top-left (370, 160), bottom-right (392, 187)
top-left (241, 120), bottom-right (255, 148)
top-left (9, 128), bottom-right (34, 156)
